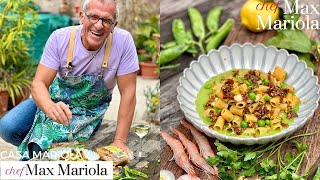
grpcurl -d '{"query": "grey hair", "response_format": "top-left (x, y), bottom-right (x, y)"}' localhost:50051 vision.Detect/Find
top-left (83, 0), bottom-right (119, 20)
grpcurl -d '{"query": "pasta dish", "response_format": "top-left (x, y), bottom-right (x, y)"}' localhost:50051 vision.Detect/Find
top-left (196, 66), bottom-right (300, 137)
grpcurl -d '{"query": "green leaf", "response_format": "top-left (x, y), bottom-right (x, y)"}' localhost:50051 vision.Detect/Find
top-left (260, 158), bottom-right (276, 172)
top-left (240, 166), bottom-right (255, 177)
top-left (297, 53), bottom-right (316, 71)
top-left (214, 140), bottom-right (239, 162)
top-left (244, 152), bottom-right (256, 161)
top-left (232, 161), bottom-right (242, 170)
top-left (313, 167), bottom-right (320, 180)
top-left (265, 29), bottom-right (312, 54)
top-left (206, 156), bottom-right (221, 166)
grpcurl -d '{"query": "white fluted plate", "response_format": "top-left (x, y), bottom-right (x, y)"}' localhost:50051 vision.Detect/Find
top-left (177, 43), bottom-right (320, 145)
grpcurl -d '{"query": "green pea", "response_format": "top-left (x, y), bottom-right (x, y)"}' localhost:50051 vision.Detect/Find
top-left (204, 84), bottom-right (211, 89)
top-left (264, 95), bottom-right (271, 101)
top-left (258, 119), bottom-right (266, 127)
top-left (240, 121), bottom-right (248, 128)
top-left (235, 75), bottom-right (244, 83)
top-left (188, 7), bottom-right (205, 40)
top-left (205, 18), bottom-right (234, 52)
top-left (262, 78), bottom-right (269, 85)
top-left (159, 44), bottom-right (189, 66)
top-left (206, 6), bottom-right (222, 33)
top-left (172, 19), bottom-right (188, 45)
top-left (280, 83), bottom-right (287, 89)
top-left (265, 120), bottom-right (271, 126)
top-left (244, 80), bottom-right (252, 86)
top-left (249, 92), bottom-right (256, 100)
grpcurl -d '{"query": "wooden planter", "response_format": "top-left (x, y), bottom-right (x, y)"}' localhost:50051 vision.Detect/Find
top-left (0, 89), bottom-right (9, 116)
top-left (140, 62), bottom-right (159, 79)
top-left (8, 86), bottom-right (31, 110)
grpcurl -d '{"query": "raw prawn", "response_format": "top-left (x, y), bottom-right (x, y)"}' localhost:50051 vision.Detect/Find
top-left (171, 128), bottom-right (218, 177)
top-left (181, 120), bottom-right (216, 159)
top-left (160, 131), bottom-right (200, 180)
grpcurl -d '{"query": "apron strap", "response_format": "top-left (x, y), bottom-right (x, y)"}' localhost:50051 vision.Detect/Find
top-left (66, 26), bottom-right (77, 69)
top-left (102, 33), bottom-right (113, 68)
top-left (65, 26), bottom-right (113, 77)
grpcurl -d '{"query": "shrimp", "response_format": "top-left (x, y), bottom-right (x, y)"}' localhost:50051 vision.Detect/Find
top-left (181, 120), bottom-right (216, 159)
top-left (160, 131), bottom-right (200, 180)
top-left (171, 128), bottom-right (218, 177)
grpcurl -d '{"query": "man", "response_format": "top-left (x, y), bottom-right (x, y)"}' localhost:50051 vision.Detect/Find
top-left (0, 0), bottom-right (137, 160)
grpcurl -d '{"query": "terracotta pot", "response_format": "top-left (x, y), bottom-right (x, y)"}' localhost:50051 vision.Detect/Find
top-left (140, 62), bottom-right (159, 79)
top-left (8, 86), bottom-right (31, 110)
top-left (0, 89), bottom-right (9, 116)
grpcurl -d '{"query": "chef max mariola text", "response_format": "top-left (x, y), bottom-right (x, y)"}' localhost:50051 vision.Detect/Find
top-left (0, 161), bottom-right (113, 179)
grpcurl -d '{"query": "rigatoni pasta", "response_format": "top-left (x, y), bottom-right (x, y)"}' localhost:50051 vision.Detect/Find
top-left (196, 66), bottom-right (300, 137)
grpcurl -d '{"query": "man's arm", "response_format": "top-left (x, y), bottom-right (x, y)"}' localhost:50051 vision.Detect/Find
top-left (112, 72), bottom-right (137, 158)
top-left (32, 64), bottom-right (72, 125)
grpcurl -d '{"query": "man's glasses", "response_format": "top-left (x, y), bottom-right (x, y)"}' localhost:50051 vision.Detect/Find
top-left (84, 12), bottom-right (114, 28)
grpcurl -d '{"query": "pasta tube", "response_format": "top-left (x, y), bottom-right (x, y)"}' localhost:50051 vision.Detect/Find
top-left (256, 127), bottom-right (272, 135)
top-left (232, 115), bottom-right (243, 126)
top-left (230, 105), bottom-right (244, 116)
top-left (291, 95), bottom-right (301, 108)
top-left (279, 103), bottom-right (287, 111)
top-left (272, 107), bottom-right (281, 118)
top-left (221, 108), bottom-right (234, 122)
top-left (244, 114), bottom-right (257, 123)
top-left (214, 116), bottom-right (225, 131)
top-left (214, 98), bottom-right (228, 109)
top-left (239, 84), bottom-right (248, 94)
top-left (273, 66), bottom-right (287, 81)
top-left (270, 96), bottom-right (280, 107)
top-left (242, 128), bottom-right (256, 135)
top-left (271, 123), bottom-right (282, 131)
top-left (248, 103), bottom-right (259, 114)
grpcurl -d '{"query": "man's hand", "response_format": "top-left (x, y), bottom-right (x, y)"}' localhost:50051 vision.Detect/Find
top-left (46, 101), bottom-right (72, 125)
top-left (111, 140), bottom-right (134, 160)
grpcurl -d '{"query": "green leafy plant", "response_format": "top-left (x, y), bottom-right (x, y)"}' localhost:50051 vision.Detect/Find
top-left (0, 0), bottom-right (39, 105)
top-left (144, 83), bottom-right (160, 118)
top-left (207, 131), bottom-right (320, 179)
top-left (135, 15), bottom-right (160, 63)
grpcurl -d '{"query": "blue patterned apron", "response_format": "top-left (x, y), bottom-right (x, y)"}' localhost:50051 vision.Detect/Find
top-left (18, 26), bottom-right (113, 159)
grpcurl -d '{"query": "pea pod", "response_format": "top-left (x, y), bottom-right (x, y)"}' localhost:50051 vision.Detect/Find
top-left (113, 174), bottom-right (122, 180)
top-left (160, 44), bottom-right (189, 66)
top-left (206, 6), bottom-right (222, 33)
top-left (119, 177), bottom-right (136, 180)
top-left (188, 7), bottom-right (205, 40)
top-left (172, 19), bottom-right (188, 44)
top-left (161, 41), bottom-right (177, 49)
top-left (186, 30), bottom-right (197, 55)
top-left (124, 166), bottom-right (148, 178)
top-left (205, 18), bottom-right (234, 52)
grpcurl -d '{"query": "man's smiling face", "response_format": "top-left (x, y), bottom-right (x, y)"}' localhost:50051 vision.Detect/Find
top-left (80, 0), bottom-right (117, 51)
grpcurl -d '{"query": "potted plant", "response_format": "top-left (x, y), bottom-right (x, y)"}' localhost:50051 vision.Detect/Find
top-left (143, 83), bottom-right (160, 124)
top-left (135, 15), bottom-right (160, 79)
top-left (0, 0), bottom-right (39, 115)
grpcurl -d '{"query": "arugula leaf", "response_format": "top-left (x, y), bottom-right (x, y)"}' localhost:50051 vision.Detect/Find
top-left (265, 29), bottom-right (312, 54)
top-left (244, 152), bottom-right (256, 161)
